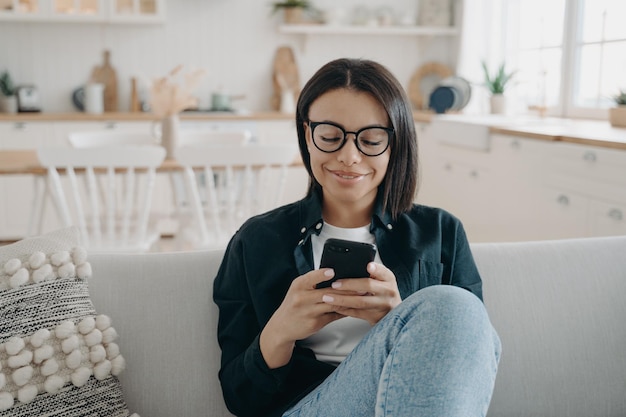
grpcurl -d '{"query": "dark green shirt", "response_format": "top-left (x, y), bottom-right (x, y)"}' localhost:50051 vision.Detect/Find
top-left (213, 190), bottom-right (482, 417)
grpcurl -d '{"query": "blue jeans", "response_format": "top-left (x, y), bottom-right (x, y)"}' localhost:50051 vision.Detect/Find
top-left (283, 285), bottom-right (501, 417)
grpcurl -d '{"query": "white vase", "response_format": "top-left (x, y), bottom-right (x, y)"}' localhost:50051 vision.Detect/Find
top-left (490, 94), bottom-right (506, 114)
top-left (160, 114), bottom-right (180, 160)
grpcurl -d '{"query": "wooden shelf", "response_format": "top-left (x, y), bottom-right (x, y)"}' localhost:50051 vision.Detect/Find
top-left (278, 24), bottom-right (459, 37)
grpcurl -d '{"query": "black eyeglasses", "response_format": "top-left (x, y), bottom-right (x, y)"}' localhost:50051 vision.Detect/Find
top-left (308, 121), bottom-right (393, 157)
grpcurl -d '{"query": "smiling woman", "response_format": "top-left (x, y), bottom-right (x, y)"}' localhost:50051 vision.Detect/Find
top-left (213, 58), bottom-right (501, 417)
top-left (304, 89), bottom-right (392, 227)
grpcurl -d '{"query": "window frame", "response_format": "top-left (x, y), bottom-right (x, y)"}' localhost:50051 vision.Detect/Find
top-left (505, 0), bottom-right (624, 120)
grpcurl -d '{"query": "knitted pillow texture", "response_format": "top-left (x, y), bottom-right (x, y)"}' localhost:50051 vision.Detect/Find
top-left (0, 227), bottom-right (137, 416)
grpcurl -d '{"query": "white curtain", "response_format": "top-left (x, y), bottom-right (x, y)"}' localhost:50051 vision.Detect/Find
top-left (456, 0), bottom-right (506, 114)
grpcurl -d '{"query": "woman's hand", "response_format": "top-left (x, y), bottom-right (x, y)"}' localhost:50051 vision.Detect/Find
top-left (260, 268), bottom-right (345, 369)
top-left (320, 262), bottom-right (402, 326)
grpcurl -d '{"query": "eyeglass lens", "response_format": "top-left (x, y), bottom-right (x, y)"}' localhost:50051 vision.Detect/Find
top-left (312, 123), bottom-right (390, 156)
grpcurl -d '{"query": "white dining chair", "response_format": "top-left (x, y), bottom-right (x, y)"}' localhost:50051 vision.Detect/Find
top-left (171, 129), bottom-right (253, 215)
top-left (27, 130), bottom-right (154, 237)
top-left (176, 143), bottom-right (299, 248)
top-left (68, 130), bottom-right (157, 147)
top-left (36, 146), bottom-right (166, 253)
top-left (179, 129), bottom-right (252, 146)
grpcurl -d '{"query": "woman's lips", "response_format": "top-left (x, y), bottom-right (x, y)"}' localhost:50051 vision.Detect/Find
top-left (330, 169), bottom-right (366, 181)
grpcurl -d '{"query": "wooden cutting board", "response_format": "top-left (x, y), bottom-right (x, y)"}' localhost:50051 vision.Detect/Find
top-left (90, 50), bottom-right (118, 112)
top-left (271, 46), bottom-right (300, 112)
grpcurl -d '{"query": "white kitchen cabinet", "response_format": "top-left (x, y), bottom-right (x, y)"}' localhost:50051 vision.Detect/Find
top-left (540, 187), bottom-right (590, 239)
top-left (418, 124), bottom-right (497, 242)
top-left (588, 199), bottom-right (626, 237)
top-left (419, 129), bottom-right (626, 242)
top-left (543, 142), bottom-right (626, 239)
top-left (487, 135), bottom-right (558, 241)
top-left (0, 0), bottom-right (165, 23)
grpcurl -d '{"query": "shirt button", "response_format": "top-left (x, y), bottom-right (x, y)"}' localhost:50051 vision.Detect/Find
top-left (387, 224), bottom-right (393, 230)
top-left (300, 227), bottom-right (306, 234)
top-left (315, 223), bottom-right (322, 230)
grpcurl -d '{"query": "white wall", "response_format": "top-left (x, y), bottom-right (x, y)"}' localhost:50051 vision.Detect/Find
top-left (0, 0), bottom-right (459, 113)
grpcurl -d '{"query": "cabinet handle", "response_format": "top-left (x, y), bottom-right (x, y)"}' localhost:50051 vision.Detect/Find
top-left (469, 170), bottom-right (479, 178)
top-left (557, 195), bottom-right (570, 206)
top-left (105, 122), bottom-right (117, 129)
top-left (608, 209), bottom-right (623, 221)
top-left (14, 122), bottom-right (26, 130)
top-left (444, 163), bottom-right (452, 171)
top-left (582, 151), bottom-right (597, 162)
top-left (510, 139), bottom-right (521, 149)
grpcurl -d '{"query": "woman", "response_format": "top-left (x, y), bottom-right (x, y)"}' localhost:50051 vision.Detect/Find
top-left (214, 58), bottom-right (501, 417)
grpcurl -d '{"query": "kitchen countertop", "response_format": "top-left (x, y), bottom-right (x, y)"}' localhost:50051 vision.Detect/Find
top-left (431, 114), bottom-right (626, 151)
top-left (490, 119), bottom-right (626, 150)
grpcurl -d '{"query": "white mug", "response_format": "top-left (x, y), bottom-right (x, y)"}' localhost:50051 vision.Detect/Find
top-left (84, 83), bottom-right (104, 114)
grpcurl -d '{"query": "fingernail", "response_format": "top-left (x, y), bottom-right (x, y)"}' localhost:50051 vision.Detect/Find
top-left (322, 295), bottom-right (334, 303)
top-left (324, 269), bottom-right (335, 277)
top-left (367, 262), bottom-right (376, 272)
top-left (331, 281), bottom-right (342, 289)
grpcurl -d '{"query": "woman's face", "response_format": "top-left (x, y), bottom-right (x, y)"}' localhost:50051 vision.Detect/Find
top-left (305, 88), bottom-right (391, 215)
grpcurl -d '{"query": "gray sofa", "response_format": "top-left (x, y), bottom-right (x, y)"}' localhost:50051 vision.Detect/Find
top-left (88, 235), bottom-right (626, 417)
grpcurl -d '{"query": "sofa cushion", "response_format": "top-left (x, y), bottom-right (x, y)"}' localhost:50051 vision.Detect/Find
top-left (472, 235), bottom-right (626, 416)
top-left (0, 227), bottom-right (134, 416)
top-left (88, 249), bottom-right (233, 417)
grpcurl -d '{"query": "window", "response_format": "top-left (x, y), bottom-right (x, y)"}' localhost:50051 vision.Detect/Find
top-left (504, 0), bottom-right (626, 119)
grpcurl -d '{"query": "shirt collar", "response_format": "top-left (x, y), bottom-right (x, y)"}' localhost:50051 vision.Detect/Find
top-left (297, 187), bottom-right (395, 243)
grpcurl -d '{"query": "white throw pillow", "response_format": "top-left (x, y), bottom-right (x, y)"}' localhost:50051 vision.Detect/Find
top-left (0, 227), bottom-right (136, 416)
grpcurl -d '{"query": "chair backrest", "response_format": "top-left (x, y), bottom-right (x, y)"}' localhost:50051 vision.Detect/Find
top-left (37, 146), bottom-right (166, 252)
top-left (68, 130), bottom-right (157, 148)
top-left (176, 143), bottom-right (299, 248)
top-left (179, 130), bottom-right (252, 146)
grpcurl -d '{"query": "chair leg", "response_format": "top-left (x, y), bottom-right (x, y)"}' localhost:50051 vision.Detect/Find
top-left (27, 175), bottom-right (45, 236)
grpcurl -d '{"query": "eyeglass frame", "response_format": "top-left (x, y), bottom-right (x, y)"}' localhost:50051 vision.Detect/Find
top-left (307, 121), bottom-right (394, 157)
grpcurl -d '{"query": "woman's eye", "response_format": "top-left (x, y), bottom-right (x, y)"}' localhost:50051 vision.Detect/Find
top-left (360, 139), bottom-right (383, 148)
top-left (321, 136), bottom-right (341, 143)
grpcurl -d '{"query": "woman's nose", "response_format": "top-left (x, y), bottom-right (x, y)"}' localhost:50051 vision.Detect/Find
top-left (337, 136), bottom-right (361, 166)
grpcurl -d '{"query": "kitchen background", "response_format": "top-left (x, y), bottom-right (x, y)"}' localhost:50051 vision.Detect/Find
top-left (0, 0), bottom-right (461, 113)
top-left (2, 0), bottom-right (625, 247)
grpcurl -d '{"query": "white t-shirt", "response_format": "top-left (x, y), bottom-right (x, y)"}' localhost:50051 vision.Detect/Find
top-left (299, 223), bottom-right (382, 365)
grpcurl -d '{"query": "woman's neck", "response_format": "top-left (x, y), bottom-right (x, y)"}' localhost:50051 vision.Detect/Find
top-left (322, 198), bottom-right (374, 228)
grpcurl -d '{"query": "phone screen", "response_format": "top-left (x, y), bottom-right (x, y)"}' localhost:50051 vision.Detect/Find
top-left (315, 238), bottom-right (377, 289)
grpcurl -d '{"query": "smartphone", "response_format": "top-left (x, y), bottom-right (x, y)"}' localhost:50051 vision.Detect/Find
top-left (315, 238), bottom-right (377, 289)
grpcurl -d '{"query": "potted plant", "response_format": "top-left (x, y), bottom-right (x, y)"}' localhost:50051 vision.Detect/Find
top-left (271, 0), bottom-right (311, 24)
top-left (0, 70), bottom-right (18, 114)
top-left (609, 89), bottom-right (626, 128)
top-left (481, 61), bottom-right (515, 114)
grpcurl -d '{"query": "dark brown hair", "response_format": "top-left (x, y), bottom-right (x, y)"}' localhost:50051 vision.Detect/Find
top-left (295, 58), bottom-right (419, 220)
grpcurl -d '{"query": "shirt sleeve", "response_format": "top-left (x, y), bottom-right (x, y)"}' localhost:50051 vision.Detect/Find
top-left (213, 235), bottom-right (294, 416)
top-left (448, 218), bottom-right (483, 301)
